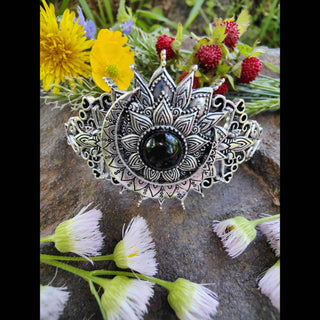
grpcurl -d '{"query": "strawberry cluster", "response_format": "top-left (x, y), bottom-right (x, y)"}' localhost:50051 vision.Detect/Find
top-left (154, 10), bottom-right (263, 96)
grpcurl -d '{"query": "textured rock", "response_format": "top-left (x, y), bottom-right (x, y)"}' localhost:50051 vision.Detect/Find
top-left (40, 50), bottom-right (280, 319)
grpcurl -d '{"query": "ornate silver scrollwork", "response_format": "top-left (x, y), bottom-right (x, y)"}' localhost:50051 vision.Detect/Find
top-left (65, 50), bottom-right (262, 209)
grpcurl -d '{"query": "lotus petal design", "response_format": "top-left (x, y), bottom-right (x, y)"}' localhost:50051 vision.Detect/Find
top-left (65, 50), bottom-right (262, 209)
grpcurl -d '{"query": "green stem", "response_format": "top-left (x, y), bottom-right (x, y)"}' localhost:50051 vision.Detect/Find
top-left (89, 270), bottom-right (172, 290)
top-left (40, 254), bottom-right (173, 290)
top-left (89, 280), bottom-right (108, 320)
top-left (40, 235), bottom-right (55, 243)
top-left (40, 255), bottom-right (107, 288)
top-left (251, 214), bottom-right (280, 227)
top-left (40, 254), bottom-right (114, 262)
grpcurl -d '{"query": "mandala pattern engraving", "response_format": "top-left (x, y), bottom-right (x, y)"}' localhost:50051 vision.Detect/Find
top-left (65, 51), bottom-right (262, 208)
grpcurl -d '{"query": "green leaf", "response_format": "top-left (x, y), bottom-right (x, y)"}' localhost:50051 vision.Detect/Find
top-left (192, 36), bottom-right (210, 53)
top-left (210, 25), bottom-right (227, 45)
top-left (236, 9), bottom-right (250, 37)
top-left (216, 62), bottom-right (232, 76)
top-left (263, 61), bottom-right (280, 73)
top-left (117, 0), bottom-right (130, 23)
top-left (103, 0), bottom-right (114, 25)
top-left (175, 23), bottom-right (184, 41)
top-left (136, 9), bottom-right (178, 29)
top-left (136, 8), bottom-right (178, 29)
top-left (57, 0), bottom-right (70, 16)
top-left (248, 47), bottom-right (266, 58)
top-left (97, 0), bottom-right (107, 27)
top-left (183, 0), bottom-right (205, 31)
top-left (171, 39), bottom-right (181, 52)
top-left (78, 0), bottom-right (95, 23)
top-left (231, 61), bottom-right (242, 78)
top-left (237, 44), bottom-right (253, 57)
top-left (225, 74), bottom-right (236, 90)
top-left (220, 43), bottom-right (229, 60)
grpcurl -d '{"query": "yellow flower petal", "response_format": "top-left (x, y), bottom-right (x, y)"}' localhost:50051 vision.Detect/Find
top-left (90, 29), bottom-right (134, 92)
top-left (40, 0), bottom-right (93, 93)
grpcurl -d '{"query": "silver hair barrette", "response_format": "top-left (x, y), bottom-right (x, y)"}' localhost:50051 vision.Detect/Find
top-left (65, 50), bottom-right (262, 209)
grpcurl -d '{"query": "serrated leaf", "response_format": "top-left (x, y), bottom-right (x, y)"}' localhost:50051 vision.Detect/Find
top-left (216, 63), bottom-right (232, 76)
top-left (193, 36), bottom-right (210, 53)
top-left (236, 9), bottom-right (250, 37)
top-left (231, 61), bottom-right (242, 78)
top-left (225, 74), bottom-right (236, 90)
top-left (210, 25), bottom-right (227, 45)
top-left (224, 16), bottom-right (234, 23)
top-left (237, 44), bottom-right (253, 57)
top-left (220, 43), bottom-right (229, 60)
top-left (248, 47), bottom-right (266, 58)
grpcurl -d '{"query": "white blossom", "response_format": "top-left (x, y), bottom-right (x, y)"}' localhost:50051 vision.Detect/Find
top-left (113, 215), bottom-right (158, 276)
top-left (257, 259), bottom-right (280, 310)
top-left (101, 276), bottom-right (154, 320)
top-left (167, 278), bottom-right (219, 320)
top-left (258, 214), bottom-right (280, 257)
top-left (53, 203), bottom-right (104, 260)
top-left (40, 285), bottom-right (70, 320)
top-left (212, 216), bottom-right (257, 258)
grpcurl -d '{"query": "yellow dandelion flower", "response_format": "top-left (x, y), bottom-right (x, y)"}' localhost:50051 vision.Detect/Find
top-left (90, 29), bottom-right (135, 93)
top-left (40, 1), bottom-right (94, 93)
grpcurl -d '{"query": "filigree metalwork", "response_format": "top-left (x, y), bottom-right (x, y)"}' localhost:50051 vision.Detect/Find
top-left (65, 50), bottom-right (262, 209)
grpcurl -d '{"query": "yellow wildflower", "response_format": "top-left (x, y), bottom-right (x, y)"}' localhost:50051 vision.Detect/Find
top-left (40, 1), bottom-right (93, 93)
top-left (90, 29), bottom-right (135, 92)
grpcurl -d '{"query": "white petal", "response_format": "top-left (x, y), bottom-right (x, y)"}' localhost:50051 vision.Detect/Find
top-left (258, 215), bottom-right (280, 257)
top-left (122, 216), bottom-right (158, 276)
top-left (258, 261), bottom-right (280, 310)
top-left (40, 285), bottom-right (70, 320)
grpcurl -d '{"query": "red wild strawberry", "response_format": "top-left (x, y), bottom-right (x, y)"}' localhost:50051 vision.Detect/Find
top-left (223, 20), bottom-right (240, 51)
top-left (155, 34), bottom-right (176, 60)
top-left (238, 57), bottom-right (262, 84)
top-left (196, 44), bottom-right (222, 71)
top-left (214, 78), bottom-right (229, 95)
top-left (212, 19), bottom-right (240, 51)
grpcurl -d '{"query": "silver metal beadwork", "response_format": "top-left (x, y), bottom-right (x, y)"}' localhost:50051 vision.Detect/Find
top-left (65, 50), bottom-right (262, 209)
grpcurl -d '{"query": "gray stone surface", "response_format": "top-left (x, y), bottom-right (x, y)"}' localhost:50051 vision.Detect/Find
top-left (40, 51), bottom-right (280, 320)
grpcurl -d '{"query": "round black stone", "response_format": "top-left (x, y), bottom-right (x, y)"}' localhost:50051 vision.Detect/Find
top-left (140, 130), bottom-right (184, 170)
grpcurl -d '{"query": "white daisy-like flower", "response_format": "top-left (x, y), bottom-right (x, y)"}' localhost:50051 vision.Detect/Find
top-left (40, 285), bottom-right (70, 320)
top-left (101, 276), bottom-right (154, 320)
top-left (167, 278), bottom-right (219, 320)
top-left (113, 215), bottom-right (158, 276)
top-left (257, 259), bottom-right (280, 310)
top-left (212, 216), bottom-right (257, 258)
top-left (258, 214), bottom-right (280, 257)
top-left (52, 203), bottom-right (104, 260)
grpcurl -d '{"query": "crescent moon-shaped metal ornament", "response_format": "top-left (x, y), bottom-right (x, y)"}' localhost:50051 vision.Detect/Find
top-left (65, 50), bottom-right (262, 209)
